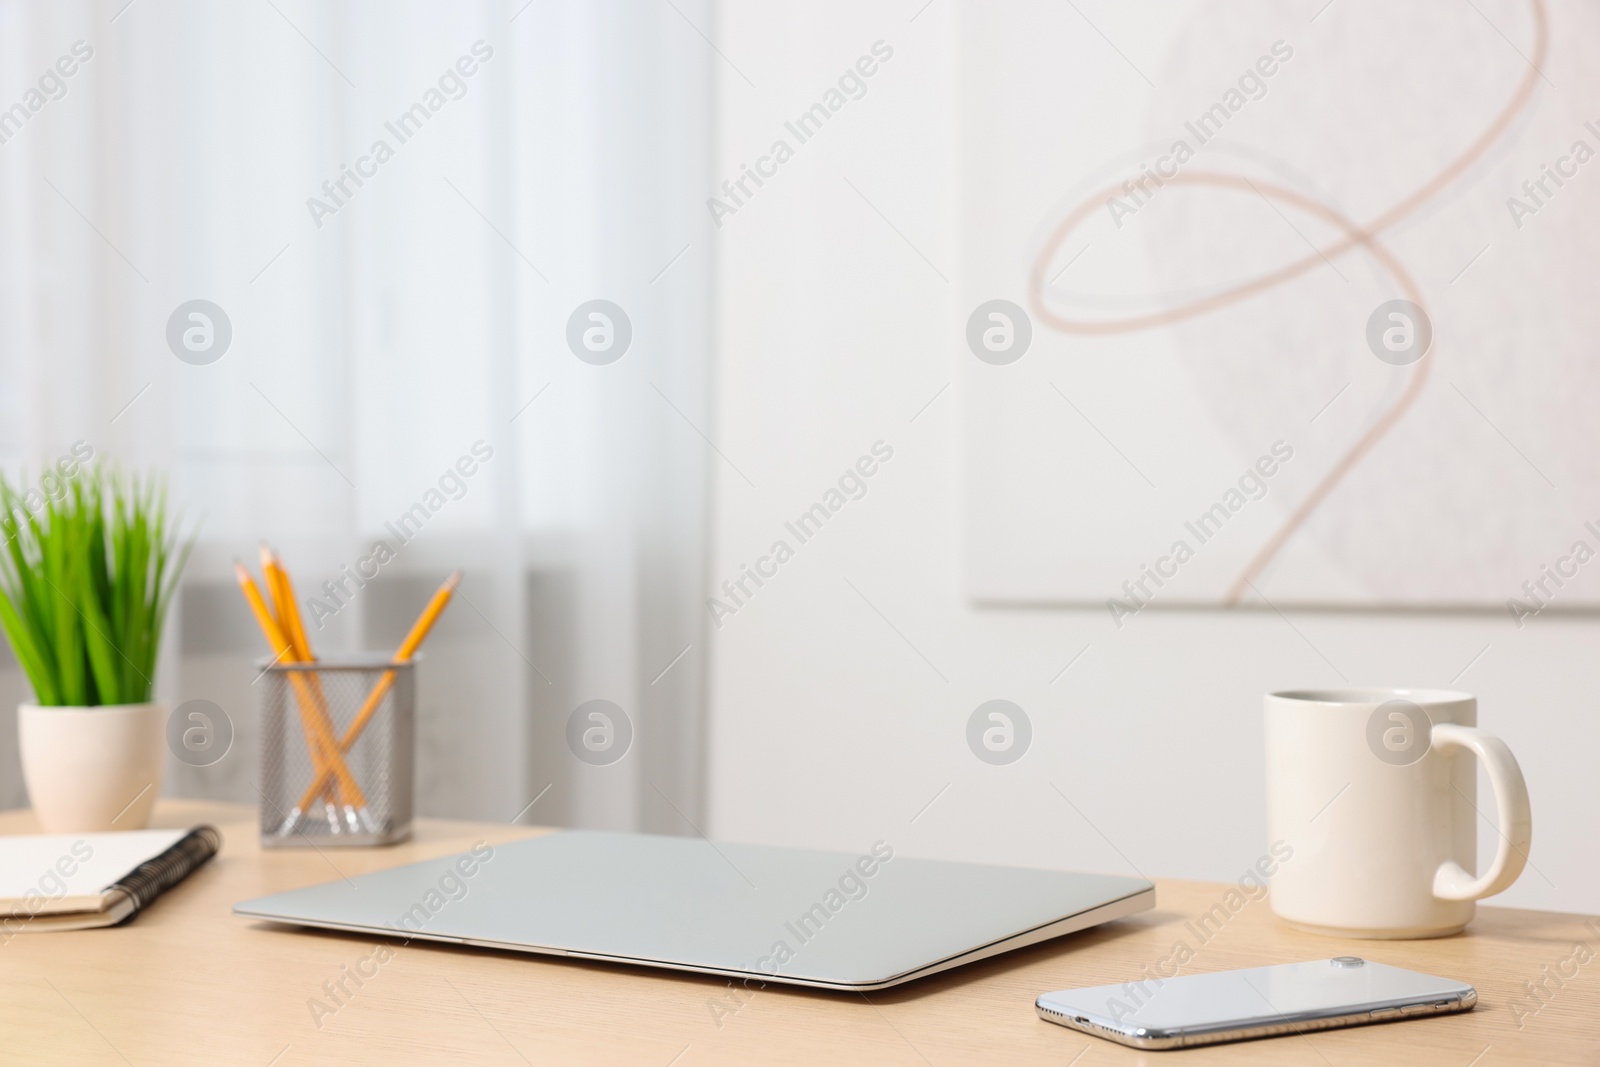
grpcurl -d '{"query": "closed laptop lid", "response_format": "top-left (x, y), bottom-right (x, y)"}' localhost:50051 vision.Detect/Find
top-left (235, 830), bottom-right (1152, 989)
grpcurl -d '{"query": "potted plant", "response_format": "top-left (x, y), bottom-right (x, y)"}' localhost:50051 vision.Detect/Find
top-left (0, 466), bottom-right (192, 831)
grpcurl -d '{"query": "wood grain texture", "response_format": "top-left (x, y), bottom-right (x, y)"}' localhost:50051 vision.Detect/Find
top-left (0, 800), bottom-right (1593, 1065)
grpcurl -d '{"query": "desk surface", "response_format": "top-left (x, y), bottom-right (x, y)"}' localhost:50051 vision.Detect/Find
top-left (1, 800), bottom-right (1594, 1065)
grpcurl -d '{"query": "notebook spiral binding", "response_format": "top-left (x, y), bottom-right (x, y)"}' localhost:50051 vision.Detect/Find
top-left (108, 825), bottom-right (222, 923)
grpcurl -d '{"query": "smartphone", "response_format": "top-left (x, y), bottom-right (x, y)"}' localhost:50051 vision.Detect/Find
top-left (1036, 957), bottom-right (1476, 1051)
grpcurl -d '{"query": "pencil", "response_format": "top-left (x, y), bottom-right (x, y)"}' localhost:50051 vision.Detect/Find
top-left (293, 570), bottom-right (460, 813)
top-left (265, 546), bottom-right (319, 669)
top-left (259, 548), bottom-right (338, 814)
top-left (263, 546), bottom-right (340, 812)
top-left (234, 562), bottom-right (366, 810)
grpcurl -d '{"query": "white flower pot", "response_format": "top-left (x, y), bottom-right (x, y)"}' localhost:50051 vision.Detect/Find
top-left (18, 702), bottom-right (166, 832)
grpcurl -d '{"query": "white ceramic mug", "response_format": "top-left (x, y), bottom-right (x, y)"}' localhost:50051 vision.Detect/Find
top-left (1265, 688), bottom-right (1532, 939)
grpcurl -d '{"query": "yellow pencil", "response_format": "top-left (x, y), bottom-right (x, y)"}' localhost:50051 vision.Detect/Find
top-left (260, 548), bottom-right (339, 809)
top-left (265, 546), bottom-right (317, 668)
top-left (294, 571), bottom-right (460, 813)
top-left (234, 562), bottom-right (366, 811)
top-left (263, 546), bottom-right (340, 812)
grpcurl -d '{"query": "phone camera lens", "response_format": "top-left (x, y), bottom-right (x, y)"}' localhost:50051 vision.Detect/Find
top-left (1331, 956), bottom-right (1365, 968)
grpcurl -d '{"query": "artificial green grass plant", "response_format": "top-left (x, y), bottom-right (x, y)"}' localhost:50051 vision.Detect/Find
top-left (0, 468), bottom-right (193, 706)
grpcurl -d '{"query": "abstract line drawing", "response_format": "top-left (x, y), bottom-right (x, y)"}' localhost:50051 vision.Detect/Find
top-left (1026, 0), bottom-right (1547, 605)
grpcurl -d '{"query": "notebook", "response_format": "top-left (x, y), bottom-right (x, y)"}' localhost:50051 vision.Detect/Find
top-left (0, 826), bottom-right (220, 932)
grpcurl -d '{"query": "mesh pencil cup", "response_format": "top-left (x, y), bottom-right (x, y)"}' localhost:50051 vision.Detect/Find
top-left (258, 654), bottom-right (416, 847)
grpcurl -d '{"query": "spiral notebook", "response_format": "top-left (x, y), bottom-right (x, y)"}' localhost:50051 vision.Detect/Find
top-left (0, 826), bottom-right (220, 932)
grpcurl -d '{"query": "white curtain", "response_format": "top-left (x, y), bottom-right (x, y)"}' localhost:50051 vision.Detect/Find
top-left (0, 0), bottom-right (712, 831)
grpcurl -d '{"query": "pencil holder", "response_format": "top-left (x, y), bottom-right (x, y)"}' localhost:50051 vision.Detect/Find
top-left (258, 654), bottom-right (416, 847)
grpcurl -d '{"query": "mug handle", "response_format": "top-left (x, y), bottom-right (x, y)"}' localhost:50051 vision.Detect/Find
top-left (1429, 723), bottom-right (1533, 901)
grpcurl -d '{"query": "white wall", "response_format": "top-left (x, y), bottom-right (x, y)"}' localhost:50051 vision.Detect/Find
top-left (706, 0), bottom-right (1598, 914)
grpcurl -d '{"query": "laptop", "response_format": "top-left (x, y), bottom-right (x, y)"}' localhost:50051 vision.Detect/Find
top-left (234, 830), bottom-right (1153, 991)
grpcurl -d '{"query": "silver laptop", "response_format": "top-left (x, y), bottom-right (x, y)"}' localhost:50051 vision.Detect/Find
top-left (234, 830), bottom-right (1153, 991)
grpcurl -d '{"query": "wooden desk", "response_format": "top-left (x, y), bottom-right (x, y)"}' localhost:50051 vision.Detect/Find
top-left (1, 800), bottom-right (1594, 1065)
